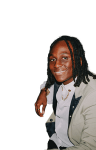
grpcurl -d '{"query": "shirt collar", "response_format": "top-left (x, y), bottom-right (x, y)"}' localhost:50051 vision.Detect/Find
top-left (61, 79), bottom-right (75, 92)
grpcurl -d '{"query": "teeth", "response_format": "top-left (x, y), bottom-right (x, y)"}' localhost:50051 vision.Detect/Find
top-left (55, 70), bottom-right (66, 74)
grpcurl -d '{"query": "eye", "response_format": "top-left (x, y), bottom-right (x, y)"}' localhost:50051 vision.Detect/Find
top-left (50, 58), bottom-right (56, 62)
top-left (62, 57), bottom-right (68, 60)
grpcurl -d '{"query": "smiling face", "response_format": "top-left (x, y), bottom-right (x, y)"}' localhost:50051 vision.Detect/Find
top-left (49, 40), bottom-right (74, 85)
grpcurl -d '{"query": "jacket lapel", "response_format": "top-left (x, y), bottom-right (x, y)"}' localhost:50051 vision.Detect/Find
top-left (53, 82), bottom-right (61, 115)
top-left (68, 93), bottom-right (82, 126)
top-left (68, 81), bottom-right (87, 141)
top-left (68, 81), bottom-right (87, 126)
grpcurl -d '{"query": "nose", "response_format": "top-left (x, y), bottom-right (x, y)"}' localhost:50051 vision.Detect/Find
top-left (54, 60), bottom-right (62, 68)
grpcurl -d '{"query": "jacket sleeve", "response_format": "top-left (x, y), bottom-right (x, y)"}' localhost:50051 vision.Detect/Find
top-left (66, 91), bottom-right (96, 150)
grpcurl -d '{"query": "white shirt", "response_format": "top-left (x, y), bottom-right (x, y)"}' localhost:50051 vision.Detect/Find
top-left (40, 81), bottom-right (75, 149)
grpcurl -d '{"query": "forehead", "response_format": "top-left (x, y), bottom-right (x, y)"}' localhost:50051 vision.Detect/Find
top-left (50, 40), bottom-right (74, 55)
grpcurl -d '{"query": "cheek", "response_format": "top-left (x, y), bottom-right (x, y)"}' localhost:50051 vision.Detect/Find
top-left (63, 61), bottom-right (72, 69)
top-left (49, 63), bottom-right (54, 70)
top-left (65, 62), bottom-right (73, 74)
top-left (49, 63), bottom-right (53, 71)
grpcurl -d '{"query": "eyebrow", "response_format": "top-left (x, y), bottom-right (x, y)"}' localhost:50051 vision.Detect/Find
top-left (49, 52), bottom-right (70, 56)
top-left (60, 52), bottom-right (70, 55)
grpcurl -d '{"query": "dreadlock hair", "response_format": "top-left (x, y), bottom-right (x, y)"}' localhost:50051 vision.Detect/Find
top-left (45, 35), bottom-right (96, 89)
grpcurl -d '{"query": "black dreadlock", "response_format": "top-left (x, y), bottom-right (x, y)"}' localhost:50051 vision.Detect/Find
top-left (45, 36), bottom-right (96, 89)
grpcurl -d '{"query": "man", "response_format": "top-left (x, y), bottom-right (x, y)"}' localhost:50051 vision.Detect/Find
top-left (35, 36), bottom-right (96, 150)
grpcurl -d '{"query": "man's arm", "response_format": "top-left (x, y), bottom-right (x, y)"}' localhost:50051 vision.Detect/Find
top-left (35, 88), bottom-right (47, 117)
top-left (35, 82), bottom-right (54, 117)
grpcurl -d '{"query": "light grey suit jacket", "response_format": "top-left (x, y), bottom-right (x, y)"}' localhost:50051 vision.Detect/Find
top-left (46, 76), bottom-right (96, 150)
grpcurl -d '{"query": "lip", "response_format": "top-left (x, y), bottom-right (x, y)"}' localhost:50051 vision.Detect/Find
top-left (54, 70), bottom-right (66, 75)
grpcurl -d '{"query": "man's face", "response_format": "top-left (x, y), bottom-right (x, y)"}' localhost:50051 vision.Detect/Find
top-left (49, 40), bottom-right (74, 85)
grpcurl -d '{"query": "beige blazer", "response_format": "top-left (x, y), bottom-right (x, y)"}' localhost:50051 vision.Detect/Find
top-left (46, 76), bottom-right (96, 150)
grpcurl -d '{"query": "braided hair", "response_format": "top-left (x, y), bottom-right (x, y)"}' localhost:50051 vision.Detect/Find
top-left (45, 36), bottom-right (96, 89)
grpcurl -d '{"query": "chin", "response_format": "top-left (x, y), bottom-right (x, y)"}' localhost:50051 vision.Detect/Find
top-left (55, 77), bottom-right (65, 83)
top-left (55, 76), bottom-right (73, 85)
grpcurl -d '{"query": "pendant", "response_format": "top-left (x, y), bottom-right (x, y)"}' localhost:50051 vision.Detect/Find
top-left (62, 89), bottom-right (71, 101)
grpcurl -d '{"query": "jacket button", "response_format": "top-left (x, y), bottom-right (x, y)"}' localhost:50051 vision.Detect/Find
top-left (50, 119), bottom-right (53, 122)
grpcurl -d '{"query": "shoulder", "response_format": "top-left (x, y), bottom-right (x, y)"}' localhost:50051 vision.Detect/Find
top-left (88, 75), bottom-right (96, 91)
top-left (83, 75), bottom-right (96, 97)
top-left (75, 75), bottom-right (96, 99)
top-left (81, 76), bottom-right (96, 107)
top-left (86, 76), bottom-right (96, 92)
